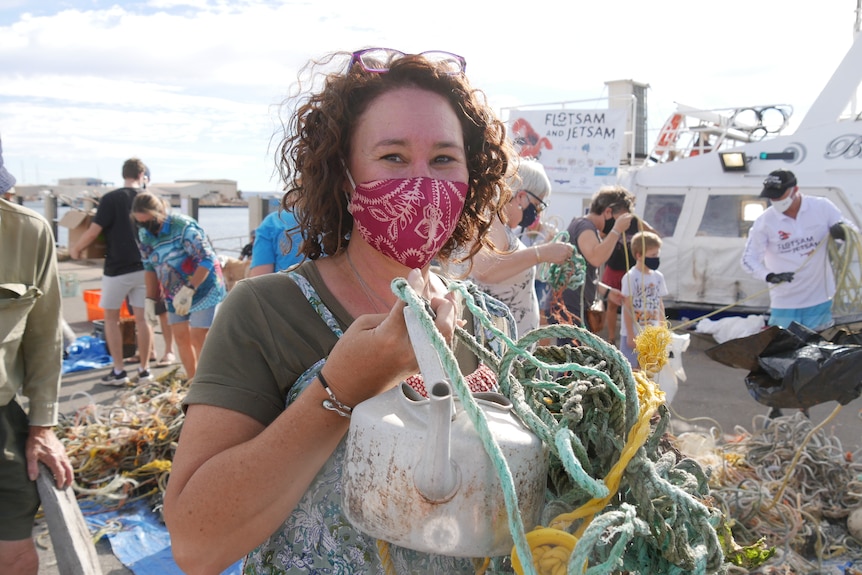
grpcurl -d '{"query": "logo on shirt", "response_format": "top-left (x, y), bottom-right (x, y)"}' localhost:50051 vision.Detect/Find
top-left (777, 230), bottom-right (790, 240)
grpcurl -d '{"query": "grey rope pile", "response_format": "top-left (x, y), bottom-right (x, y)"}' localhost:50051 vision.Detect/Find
top-left (700, 412), bottom-right (862, 574)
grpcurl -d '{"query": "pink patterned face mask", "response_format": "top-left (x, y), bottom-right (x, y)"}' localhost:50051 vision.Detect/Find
top-left (347, 175), bottom-right (468, 269)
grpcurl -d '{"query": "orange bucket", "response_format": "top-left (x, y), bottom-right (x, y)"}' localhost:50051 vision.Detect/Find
top-left (82, 289), bottom-right (132, 321)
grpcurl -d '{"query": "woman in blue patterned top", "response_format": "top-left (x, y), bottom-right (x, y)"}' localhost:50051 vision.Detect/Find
top-left (131, 192), bottom-right (226, 379)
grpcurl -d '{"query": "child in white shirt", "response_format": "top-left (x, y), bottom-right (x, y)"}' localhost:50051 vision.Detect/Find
top-left (620, 231), bottom-right (668, 369)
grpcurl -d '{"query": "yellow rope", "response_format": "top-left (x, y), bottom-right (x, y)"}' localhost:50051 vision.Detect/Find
top-left (633, 323), bottom-right (673, 375)
top-left (377, 539), bottom-right (396, 575)
top-left (511, 527), bottom-right (579, 575)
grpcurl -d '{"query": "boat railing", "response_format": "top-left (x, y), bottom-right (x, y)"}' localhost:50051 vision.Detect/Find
top-left (646, 103), bottom-right (794, 165)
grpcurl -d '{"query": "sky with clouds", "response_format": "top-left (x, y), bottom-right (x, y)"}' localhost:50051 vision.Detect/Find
top-left (0, 0), bottom-right (858, 192)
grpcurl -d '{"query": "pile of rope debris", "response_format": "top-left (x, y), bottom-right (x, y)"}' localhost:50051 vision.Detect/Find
top-left (56, 367), bottom-right (188, 518)
top-left (674, 412), bottom-right (862, 574)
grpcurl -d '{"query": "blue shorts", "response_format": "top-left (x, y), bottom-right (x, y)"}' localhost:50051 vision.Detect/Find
top-left (168, 305), bottom-right (216, 329)
top-left (768, 300), bottom-right (833, 331)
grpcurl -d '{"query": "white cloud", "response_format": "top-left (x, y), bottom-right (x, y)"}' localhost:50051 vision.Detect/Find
top-left (0, 0), bottom-right (858, 190)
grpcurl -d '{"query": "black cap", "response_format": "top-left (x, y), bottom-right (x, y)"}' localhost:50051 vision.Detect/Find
top-left (760, 170), bottom-right (797, 199)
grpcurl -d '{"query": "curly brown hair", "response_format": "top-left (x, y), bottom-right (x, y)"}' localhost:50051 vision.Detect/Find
top-left (275, 50), bottom-right (514, 261)
top-left (589, 185), bottom-right (635, 216)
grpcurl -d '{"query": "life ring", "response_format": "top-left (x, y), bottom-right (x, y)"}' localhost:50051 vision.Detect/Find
top-left (655, 113), bottom-right (683, 152)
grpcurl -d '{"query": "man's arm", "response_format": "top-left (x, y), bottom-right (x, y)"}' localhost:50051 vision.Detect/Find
top-left (740, 220), bottom-right (771, 281)
top-left (69, 221), bottom-right (104, 260)
top-left (22, 218), bottom-right (73, 488)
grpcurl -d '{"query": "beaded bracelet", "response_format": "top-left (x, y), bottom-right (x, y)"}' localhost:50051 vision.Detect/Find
top-left (318, 371), bottom-right (353, 418)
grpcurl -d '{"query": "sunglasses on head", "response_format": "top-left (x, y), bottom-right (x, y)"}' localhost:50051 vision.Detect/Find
top-left (350, 48), bottom-right (466, 75)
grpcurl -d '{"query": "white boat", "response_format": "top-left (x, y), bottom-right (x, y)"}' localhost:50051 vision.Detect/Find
top-left (616, 23), bottom-right (862, 314)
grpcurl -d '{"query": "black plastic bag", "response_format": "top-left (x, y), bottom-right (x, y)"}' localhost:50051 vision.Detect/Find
top-left (706, 321), bottom-right (862, 409)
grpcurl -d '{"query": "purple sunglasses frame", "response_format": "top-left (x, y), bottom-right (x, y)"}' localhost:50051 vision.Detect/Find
top-left (349, 48), bottom-right (466, 75)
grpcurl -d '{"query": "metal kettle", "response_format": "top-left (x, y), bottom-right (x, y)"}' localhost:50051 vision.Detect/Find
top-left (341, 307), bottom-right (548, 557)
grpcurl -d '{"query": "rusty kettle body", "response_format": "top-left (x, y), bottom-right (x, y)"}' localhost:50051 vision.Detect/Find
top-left (341, 378), bottom-right (548, 557)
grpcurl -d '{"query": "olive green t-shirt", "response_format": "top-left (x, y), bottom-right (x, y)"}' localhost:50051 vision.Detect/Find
top-left (185, 260), bottom-right (482, 426)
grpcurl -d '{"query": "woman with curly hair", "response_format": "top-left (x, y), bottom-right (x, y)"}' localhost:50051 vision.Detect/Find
top-left (164, 48), bottom-right (515, 574)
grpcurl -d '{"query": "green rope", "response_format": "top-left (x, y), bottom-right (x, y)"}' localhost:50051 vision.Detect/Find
top-left (537, 231), bottom-right (587, 292)
top-left (391, 276), bottom-right (728, 575)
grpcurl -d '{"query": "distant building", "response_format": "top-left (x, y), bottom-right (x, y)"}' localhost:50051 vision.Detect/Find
top-left (13, 178), bottom-right (245, 207)
top-left (148, 179), bottom-right (243, 206)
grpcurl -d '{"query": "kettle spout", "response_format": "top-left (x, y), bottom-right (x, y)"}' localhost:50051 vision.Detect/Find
top-left (413, 381), bottom-right (460, 502)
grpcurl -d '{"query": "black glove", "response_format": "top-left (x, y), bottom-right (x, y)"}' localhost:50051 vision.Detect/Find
top-left (766, 272), bottom-right (794, 284)
top-left (829, 222), bottom-right (847, 241)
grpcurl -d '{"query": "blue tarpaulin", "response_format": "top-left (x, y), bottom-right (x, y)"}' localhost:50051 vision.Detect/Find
top-left (83, 501), bottom-right (241, 575)
top-left (62, 335), bottom-right (112, 374)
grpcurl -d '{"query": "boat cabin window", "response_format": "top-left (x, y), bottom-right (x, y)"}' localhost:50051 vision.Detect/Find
top-left (643, 194), bottom-right (685, 238)
top-left (696, 195), bottom-right (766, 238)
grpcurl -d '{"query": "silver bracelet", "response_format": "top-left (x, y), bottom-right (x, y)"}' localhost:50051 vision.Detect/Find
top-left (318, 371), bottom-right (352, 418)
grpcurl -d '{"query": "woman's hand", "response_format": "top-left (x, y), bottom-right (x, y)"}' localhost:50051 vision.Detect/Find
top-left (321, 269), bottom-right (457, 408)
top-left (611, 213), bottom-right (634, 236)
top-left (538, 242), bottom-right (575, 265)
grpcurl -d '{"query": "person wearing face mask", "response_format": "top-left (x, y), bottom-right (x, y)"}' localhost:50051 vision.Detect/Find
top-left (70, 158), bottom-right (154, 386)
top-left (600, 214), bottom-right (658, 346)
top-left (163, 49), bottom-right (517, 574)
top-left (443, 158), bottom-right (573, 338)
top-left (130, 192), bottom-right (226, 380)
top-left (554, 185), bottom-right (635, 341)
top-left (619, 231), bottom-right (668, 367)
top-left (742, 169), bottom-right (853, 333)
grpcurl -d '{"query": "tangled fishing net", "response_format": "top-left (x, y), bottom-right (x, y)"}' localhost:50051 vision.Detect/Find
top-left (392, 278), bottom-right (753, 575)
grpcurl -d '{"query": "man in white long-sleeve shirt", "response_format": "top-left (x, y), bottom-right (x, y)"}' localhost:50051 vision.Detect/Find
top-left (741, 169), bottom-right (851, 332)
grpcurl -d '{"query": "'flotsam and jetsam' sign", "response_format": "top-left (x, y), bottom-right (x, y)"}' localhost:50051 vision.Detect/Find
top-left (508, 108), bottom-right (627, 194)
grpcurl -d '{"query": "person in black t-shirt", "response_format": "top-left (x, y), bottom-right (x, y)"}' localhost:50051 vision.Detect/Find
top-left (71, 158), bottom-right (154, 386)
